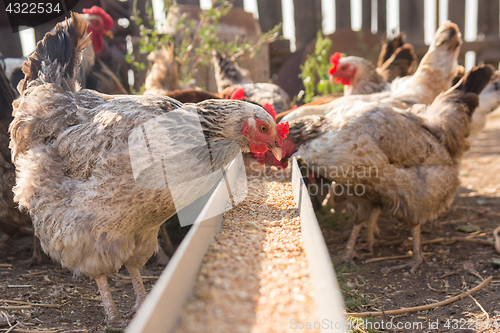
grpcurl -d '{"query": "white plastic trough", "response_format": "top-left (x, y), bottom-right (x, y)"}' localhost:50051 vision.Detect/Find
top-left (127, 156), bottom-right (347, 333)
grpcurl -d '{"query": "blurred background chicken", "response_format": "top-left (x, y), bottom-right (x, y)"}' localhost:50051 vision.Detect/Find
top-left (0, 58), bottom-right (40, 264)
top-left (3, 6), bottom-right (126, 95)
top-left (144, 45), bottom-right (181, 95)
top-left (213, 52), bottom-right (292, 114)
top-left (281, 21), bottom-right (462, 124)
top-left (10, 13), bottom-right (288, 327)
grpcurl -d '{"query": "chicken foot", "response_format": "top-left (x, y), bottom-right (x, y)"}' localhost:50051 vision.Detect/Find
top-left (338, 223), bottom-right (363, 263)
top-left (124, 266), bottom-right (147, 318)
top-left (382, 224), bottom-right (424, 274)
top-left (95, 275), bottom-right (127, 328)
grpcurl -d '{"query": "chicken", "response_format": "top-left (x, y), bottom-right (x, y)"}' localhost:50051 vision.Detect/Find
top-left (327, 34), bottom-right (416, 97)
top-left (329, 52), bottom-right (390, 95)
top-left (377, 32), bottom-right (406, 68)
top-left (144, 45), bottom-right (181, 95)
top-left (469, 71), bottom-right (500, 138)
top-left (77, 6), bottom-right (127, 95)
top-left (213, 52), bottom-right (292, 114)
top-left (2, 7), bottom-right (122, 96)
top-left (377, 44), bottom-right (417, 83)
top-left (281, 21), bottom-right (462, 124)
top-left (0, 61), bottom-right (40, 263)
top-left (283, 65), bottom-right (494, 273)
top-left (10, 13), bottom-right (288, 327)
top-left (212, 51), bottom-right (253, 92)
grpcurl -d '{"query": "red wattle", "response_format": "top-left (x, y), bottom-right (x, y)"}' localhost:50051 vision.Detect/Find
top-left (90, 32), bottom-right (104, 53)
top-left (249, 142), bottom-right (268, 154)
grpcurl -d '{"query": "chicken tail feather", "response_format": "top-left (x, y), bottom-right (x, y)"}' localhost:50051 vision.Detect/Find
top-left (18, 12), bottom-right (91, 93)
top-left (452, 64), bottom-right (495, 115)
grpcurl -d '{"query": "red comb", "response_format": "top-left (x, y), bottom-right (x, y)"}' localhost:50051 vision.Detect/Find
top-left (262, 103), bottom-right (276, 121)
top-left (83, 6), bottom-right (114, 31)
top-left (277, 122), bottom-right (289, 143)
top-left (328, 52), bottom-right (342, 76)
top-left (230, 88), bottom-right (247, 100)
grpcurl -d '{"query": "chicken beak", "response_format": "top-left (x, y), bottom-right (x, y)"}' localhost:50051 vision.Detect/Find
top-left (104, 30), bottom-right (114, 39)
top-left (269, 146), bottom-right (283, 161)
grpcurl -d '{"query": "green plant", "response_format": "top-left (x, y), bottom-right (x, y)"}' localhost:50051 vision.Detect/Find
top-left (299, 31), bottom-right (344, 103)
top-left (334, 263), bottom-right (378, 333)
top-left (126, 0), bottom-right (281, 90)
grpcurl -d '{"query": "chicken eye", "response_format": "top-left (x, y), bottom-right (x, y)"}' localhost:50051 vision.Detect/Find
top-left (260, 125), bottom-right (267, 132)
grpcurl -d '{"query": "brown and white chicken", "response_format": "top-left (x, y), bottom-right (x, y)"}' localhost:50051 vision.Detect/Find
top-left (276, 65), bottom-right (494, 273)
top-left (10, 13), bottom-right (288, 327)
top-left (328, 34), bottom-right (416, 96)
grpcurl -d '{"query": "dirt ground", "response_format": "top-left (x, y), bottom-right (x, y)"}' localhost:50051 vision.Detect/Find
top-left (0, 224), bottom-right (190, 332)
top-left (320, 113), bottom-right (500, 332)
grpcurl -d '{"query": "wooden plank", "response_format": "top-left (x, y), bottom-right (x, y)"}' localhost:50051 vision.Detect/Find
top-left (377, 0), bottom-right (386, 34)
top-left (176, 0), bottom-right (200, 5)
top-left (292, 158), bottom-right (347, 333)
top-left (126, 156), bottom-right (245, 333)
top-left (362, 0), bottom-right (372, 31)
top-left (477, 0), bottom-right (499, 37)
top-left (399, 0), bottom-right (424, 43)
top-left (256, 0), bottom-right (283, 33)
top-left (448, 0), bottom-right (465, 35)
top-left (476, 0), bottom-right (499, 68)
top-left (293, 0), bottom-right (322, 50)
top-left (447, 0), bottom-right (466, 65)
top-left (335, 0), bottom-right (352, 30)
top-left (229, 0), bottom-right (244, 8)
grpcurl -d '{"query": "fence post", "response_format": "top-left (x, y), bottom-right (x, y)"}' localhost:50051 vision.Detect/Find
top-left (399, 0), bottom-right (424, 44)
top-left (477, 0), bottom-right (499, 67)
top-left (447, 0), bottom-right (466, 65)
top-left (257, 0), bottom-right (289, 77)
top-left (362, 0), bottom-right (372, 31)
top-left (176, 0), bottom-right (200, 5)
top-left (377, 0), bottom-right (386, 34)
top-left (336, 0), bottom-right (351, 30)
top-left (293, 0), bottom-right (322, 50)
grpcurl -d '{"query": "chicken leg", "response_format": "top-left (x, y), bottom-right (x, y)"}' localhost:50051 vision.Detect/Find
top-left (363, 207), bottom-right (382, 255)
top-left (95, 275), bottom-right (126, 328)
top-left (125, 266), bottom-right (147, 318)
top-left (382, 224), bottom-right (424, 274)
top-left (20, 235), bottom-right (43, 267)
top-left (338, 223), bottom-right (363, 263)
